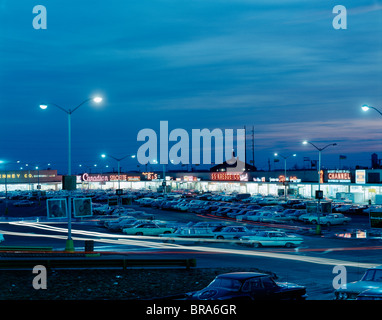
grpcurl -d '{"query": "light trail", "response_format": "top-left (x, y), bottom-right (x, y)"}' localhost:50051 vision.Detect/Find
top-left (0, 221), bottom-right (378, 269)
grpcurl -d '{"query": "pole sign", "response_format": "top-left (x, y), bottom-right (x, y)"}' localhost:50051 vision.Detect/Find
top-left (47, 198), bottom-right (68, 219)
top-left (73, 198), bottom-right (92, 217)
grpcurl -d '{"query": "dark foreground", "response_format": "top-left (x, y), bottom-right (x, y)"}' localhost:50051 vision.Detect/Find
top-left (0, 267), bottom-right (272, 300)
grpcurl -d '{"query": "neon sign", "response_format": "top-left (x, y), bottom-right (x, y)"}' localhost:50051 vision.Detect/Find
top-left (211, 173), bottom-right (241, 181)
top-left (82, 173), bottom-right (141, 182)
top-left (82, 173), bottom-right (108, 182)
top-left (327, 170), bottom-right (351, 182)
top-left (142, 172), bottom-right (158, 180)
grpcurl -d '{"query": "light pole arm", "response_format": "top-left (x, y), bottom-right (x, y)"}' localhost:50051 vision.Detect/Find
top-left (71, 98), bottom-right (93, 114)
top-left (45, 102), bottom-right (69, 114)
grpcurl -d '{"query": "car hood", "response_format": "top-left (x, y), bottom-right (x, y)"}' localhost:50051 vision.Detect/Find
top-left (185, 288), bottom-right (241, 300)
top-left (337, 280), bottom-right (382, 293)
top-left (276, 282), bottom-right (306, 291)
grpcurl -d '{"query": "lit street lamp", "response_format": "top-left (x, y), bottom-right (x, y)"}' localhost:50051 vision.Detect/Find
top-left (274, 153), bottom-right (296, 200)
top-left (361, 104), bottom-right (382, 116)
top-left (302, 140), bottom-right (337, 234)
top-left (40, 96), bottom-right (102, 251)
top-left (101, 153), bottom-right (136, 203)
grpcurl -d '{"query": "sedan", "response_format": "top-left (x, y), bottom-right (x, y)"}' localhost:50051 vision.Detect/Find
top-left (185, 272), bottom-right (307, 300)
top-left (240, 231), bottom-right (304, 248)
top-left (160, 227), bottom-right (215, 243)
top-left (335, 265), bottom-right (382, 300)
top-left (311, 213), bottom-right (351, 226)
top-left (122, 223), bottom-right (174, 236)
top-left (214, 226), bottom-right (254, 240)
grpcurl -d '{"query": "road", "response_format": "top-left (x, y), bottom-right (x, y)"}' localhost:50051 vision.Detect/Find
top-left (0, 201), bottom-right (380, 300)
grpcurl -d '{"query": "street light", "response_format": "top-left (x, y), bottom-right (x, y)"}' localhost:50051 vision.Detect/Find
top-left (40, 96), bottom-right (102, 251)
top-left (274, 153), bottom-right (297, 201)
top-left (101, 154), bottom-right (136, 203)
top-left (361, 104), bottom-right (382, 116)
top-left (302, 140), bottom-right (337, 234)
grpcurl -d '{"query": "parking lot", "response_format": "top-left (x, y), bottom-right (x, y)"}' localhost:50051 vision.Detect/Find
top-left (0, 189), bottom-right (381, 300)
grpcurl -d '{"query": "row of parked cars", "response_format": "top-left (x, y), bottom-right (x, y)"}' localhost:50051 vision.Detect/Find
top-left (96, 205), bottom-right (305, 248)
top-left (133, 193), bottom-right (353, 227)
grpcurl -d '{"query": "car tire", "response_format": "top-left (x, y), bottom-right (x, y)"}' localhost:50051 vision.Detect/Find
top-left (252, 242), bottom-right (261, 248)
top-left (216, 236), bottom-right (224, 240)
top-left (135, 232), bottom-right (144, 236)
top-left (326, 222), bottom-right (331, 227)
top-left (311, 220), bottom-right (317, 224)
top-left (163, 231), bottom-right (171, 234)
top-left (285, 242), bottom-right (295, 248)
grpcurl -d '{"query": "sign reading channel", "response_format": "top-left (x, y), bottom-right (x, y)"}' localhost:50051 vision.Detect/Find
top-left (137, 121), bottom-right (246, 172)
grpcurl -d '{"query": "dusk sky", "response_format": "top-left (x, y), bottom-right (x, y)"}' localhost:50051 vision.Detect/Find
top-left (1, 0), bottom-right (381, 174)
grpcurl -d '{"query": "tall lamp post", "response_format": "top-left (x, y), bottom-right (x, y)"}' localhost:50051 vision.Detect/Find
top-left (274, 153), bottom-right (296, 200)
top-left (40, 96), bottom-right (102, 251)
top-left (302, 140), bottom-right (337, 234)
top-left (101, 154), bottom-right (136, 205)
top-left (362, 104), bottom-right (382, 116)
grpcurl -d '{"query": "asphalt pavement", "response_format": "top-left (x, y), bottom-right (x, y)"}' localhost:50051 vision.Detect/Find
top-left (0, 199), bottom-right (380, 300)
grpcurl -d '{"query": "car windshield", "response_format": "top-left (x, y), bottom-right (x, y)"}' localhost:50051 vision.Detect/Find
top-left (207, 278), bottom-right (242, 291)
top-left (361, 269), bottom-right (382, 282)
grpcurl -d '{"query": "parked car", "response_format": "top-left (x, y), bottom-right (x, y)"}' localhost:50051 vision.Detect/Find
top-left (105, 217), bottom-right (137, 231)
top-left (240, 231), bottom-right (304, 248)
top-left (281, 209), bottom-right (305, 220)
top-left (357, 287), bottom-right (382, 300)
top-left (260, 213), bottom-right (293, 223)
top-left (160, 227), bottom-right (215, 243)
top-left (310, 213), bottom-right (351, 226)
top-left (246, 211), bottom-right (275, 222)
top-left (235, 210), bottom-right (260, 221)
top-left (299, 213), bottom-right (326, 223)
top-left (214, 226), bottom-right (254, 240)
top-left (191, 222), bottom-right (227, 231)
top-left (122, 223), bottom-right (174, 236)
top-left (333, 204), bottom-right (352, 213)
top-left (283, 199), bottom-right (303, 208)
top-left (0, 233), bottom-right (4, 242)
top-left (185, 272), bottom-right (307, 300)
top-left (335, 265), bottom-right (382, 300)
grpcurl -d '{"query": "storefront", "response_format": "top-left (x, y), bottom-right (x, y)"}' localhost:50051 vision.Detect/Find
top-left (0, 169), bottom-right (61, 192)
top-left (2, 168), bottom-right (382, 204)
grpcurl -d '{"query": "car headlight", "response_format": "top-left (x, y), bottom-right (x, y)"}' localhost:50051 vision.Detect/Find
top-left (337, 292), bottom-right (348, 300)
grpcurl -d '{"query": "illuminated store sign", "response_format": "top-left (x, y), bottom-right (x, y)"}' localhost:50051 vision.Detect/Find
top-left (327, 170), bottom-right (351, 183)
top-left (0, 170), bottom-right (58, 183)
top-left (355, 170), bottom-right (366, 184)
top-left (269, 175), bottom-right (301, 183)
top-left (81, 173), bottom-right (141, 182)
top-left (142, 172), bottom-right (158, 180)
top-left (184, 176), bottom-right (198, 182)
top-left (82, 173), bottom-right (108, 182)
top-left (211, 173), bottom-right (248, 181)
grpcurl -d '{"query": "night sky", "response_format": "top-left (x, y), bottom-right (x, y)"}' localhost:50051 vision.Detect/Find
top-left (1, 0), bottom-right (381, 174)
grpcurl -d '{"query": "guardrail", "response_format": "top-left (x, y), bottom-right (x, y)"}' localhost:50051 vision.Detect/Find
top-left (0, 258), bottom-right (197, 270)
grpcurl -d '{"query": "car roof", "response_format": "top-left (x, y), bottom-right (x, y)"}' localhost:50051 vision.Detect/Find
top-left (216, 272), bottom-right (267, 280)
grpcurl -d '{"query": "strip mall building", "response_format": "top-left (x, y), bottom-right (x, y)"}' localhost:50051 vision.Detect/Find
top-left (1, 168), bottom-right (382, 204)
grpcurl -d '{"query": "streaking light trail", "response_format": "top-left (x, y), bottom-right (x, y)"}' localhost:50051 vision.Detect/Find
top-left (0, 221), bottom-right (378, 269)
